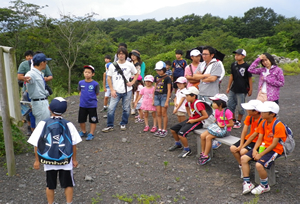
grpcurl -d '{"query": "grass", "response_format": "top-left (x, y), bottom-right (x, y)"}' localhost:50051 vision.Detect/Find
top-left (280, 62), bottom-right (300, 75)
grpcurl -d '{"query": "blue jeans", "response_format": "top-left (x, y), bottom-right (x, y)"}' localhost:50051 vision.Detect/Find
top-left (227, 90), bottom-right (246, 116)
top-left (107, 90), bottom-right (132, 127)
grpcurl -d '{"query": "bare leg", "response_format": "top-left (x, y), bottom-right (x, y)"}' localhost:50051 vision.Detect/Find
top-left (162, 107), bottom-right (168, 130)
top-left (230, 145), bottom-right (242, 165)
top-left (79, 123), bottom-right (86, 133)
top-left (65, 187), bottom-right (73, 203)
top-left (144, 111), bottom-right (149, 127)
top-left (178, 135), bottom-right (188, 147)
top-left (171, 129), bottom-right (180, 141)
top-left (156, 106), bottom-right (162, 130)
top-left (204, 134), bottom-right (216, 155)
top-left (178, 115), bottom-right (186, 123)
top-left (241, 155), bottom-right (252, 177)
top-left (256, 162), bottom-right (267, 179)
top-left (104, 96), bottom-right (109, 106)
top-left (89, 123), bottom-right (96, 135)
top-left (152, 112), bottom-right (157, 127)
top-left (46, 188), bottom-right (55, 204)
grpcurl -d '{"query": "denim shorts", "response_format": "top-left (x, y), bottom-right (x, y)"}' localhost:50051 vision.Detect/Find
top-left (154, 94), bottom-right (168, 107)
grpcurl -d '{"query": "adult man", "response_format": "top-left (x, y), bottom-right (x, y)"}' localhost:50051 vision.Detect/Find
top-left (102, 47), bottom-right (138, 132)
top-left (24, 53), bottom-right (52, 126)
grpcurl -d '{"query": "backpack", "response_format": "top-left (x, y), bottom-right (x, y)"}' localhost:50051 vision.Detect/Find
top-left (262, 119), bottom-right (295, 158)
top-left (37, 117), bottom-right (73, 165)
top-left (249, 116), bottom-right (262, 126)
top-left (188, 99), bottom-right (214, 128)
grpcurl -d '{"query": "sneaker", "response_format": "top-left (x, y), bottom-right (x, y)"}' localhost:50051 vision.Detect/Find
top-left (168, 144), bottom-right (182, 151)
top-left (154, 130), bottom-right (162, 137)
top-left (212, 140), bottom-right (222, 149)
top-left (103, 114), bottom-right (107, 118)
top-left (233, 121), bottom-right (241, 129)
top-left (79, 131), bottom-right (88, 137)
top-left (251, 184), bottom-right (270, 195)
top-left (178, 149), bottom-right (192, 158)
top-left (120, 125), bottom-right (126, 131)
top-left (143, 126), bottom-right (150, 132)
top-left (242, 181), bottom-right (255, 194)
top-left (100, 106), bottom-right (108, 112)
top-left (198, 155), bottom-right (211, 165)
top-left (159, 130), bottom-right (168, 138)
top-left (86, 133), bottom-right (94, 141)
top-left (135, 118), bottom-right (144, 123)
top-left (102, 126), bottom-right (114, 133)
top-left (150, 126), bottom-right (157, 133)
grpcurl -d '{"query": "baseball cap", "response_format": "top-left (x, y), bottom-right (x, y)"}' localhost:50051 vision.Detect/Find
top-left (84, 65), bottom-right (95, 73)
top-left (233, 49), bottom-right (247, 56)
top-left (241, 100), bottom-right (263, 110)
top-left (209, 93), bottom-right (228, 103)
top-left (182, 86), bottom-right (199, 95)
top-left (49, 97), bottom-right (67, 115)
top-left (32, 53), bottom-right (52, 64)
top-left (144, 75), bottom-right (154, 82)
top-left (256, 101), bottom-right (279, 114)
top-left (190, 49), bottom-right (201, 56)
top-left (175, 76), bottom-right (187, 84)
top-left (154, 61), bottom-right (166, 70)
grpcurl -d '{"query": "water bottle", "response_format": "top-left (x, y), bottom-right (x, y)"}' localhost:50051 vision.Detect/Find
top-left (258, 142), bottom-right (266, 153)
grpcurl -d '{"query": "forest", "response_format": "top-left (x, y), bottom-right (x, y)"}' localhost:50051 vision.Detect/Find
top-left (1, 0), bottom-right (300, 97)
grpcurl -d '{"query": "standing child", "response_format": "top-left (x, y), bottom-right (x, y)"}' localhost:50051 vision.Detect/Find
top-left (173, 76), bottom-right (188, 122)
top-left (133, 75), bottom-right (144, 123)
top-left (241, 101), bottom-right (286, 195)
top-left (27, 97), bottom-right (82, 204)
top-left (135, 75), bottom-right (157, 132)
top-left (169, 87), bottom-right (209, 158)
top-left (153, 61), bottom-right (172, 137)
top-left (185, 49), bottom-right (201, 88)
top-left (226, 49), bottom-right (253, 129)
top-left (172, 50), bottom-right (187, 94)
top-left (165, 60), bottom-right (173, 80)
top-left (101, 55), bottom-right (112, 117)
top-left (199, 94), bottom-right (234, 165)
top-left (230, 100), bottom-right (262, 178)
top-left (78, 65), bottom-right (99, 141)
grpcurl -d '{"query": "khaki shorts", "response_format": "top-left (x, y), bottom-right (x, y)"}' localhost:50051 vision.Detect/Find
top-left (142, 110), bottom-right (154, 114)
top-left (175, 111), bottom-right (186, 117)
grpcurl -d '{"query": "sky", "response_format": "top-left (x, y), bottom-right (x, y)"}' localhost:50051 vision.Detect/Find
top-left (2, 0), bottom-right (300, 21)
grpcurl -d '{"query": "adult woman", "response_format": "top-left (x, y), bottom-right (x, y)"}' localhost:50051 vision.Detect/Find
top-left (129, 49), bottom-right (146, 79)
top-left (248, 53), bottom-right (284, 103)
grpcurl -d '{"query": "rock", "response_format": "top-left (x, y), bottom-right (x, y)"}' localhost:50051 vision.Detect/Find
top-left (230, 193), bottom-right (238, 198)
top-left (19, 184), bottom-right (26, 188)
top-left (85, 175), bottom-right (93, 181)
top-left (167, 186), bottom-right (172, 190)
top-left (71, 101), bottom-right (76, 105)
top-left (122, 138), bottom-right (127, 143)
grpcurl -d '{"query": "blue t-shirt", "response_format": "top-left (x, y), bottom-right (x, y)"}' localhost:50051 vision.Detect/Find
top-left (78, 80), bottom-right (99, 108)
top-left (172, 59), bottom-right (187, 78)
top-left (105, 62), bottom-right (112, 89)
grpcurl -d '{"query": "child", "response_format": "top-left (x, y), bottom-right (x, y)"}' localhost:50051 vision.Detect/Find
top-left (133, 75), bottom-right (144, 123)
top-left (135, 75), bottom-right (157, 132)
top-left (199, 94), bottom-right (234, 165)
top-left (226, 49), bottom-right (253, 129)
top-left (172, 50), bottom-right (187, 94)
top-left (78, 65), bottom-right (99, 141)
top-left (169, 86), bottom-right (209, 158)
top-left (184, 49), bottom-right (201, 88)
top-left (165, 60), bottom-right (173, 80)
top-left (153, 61), bottom-right (172, 137)
top-left (27, 97), bottom-right (82, 204)
top-left (101, 55), bottom-right (112, 117)
top-left (230, 100), bottom-right (262, 178)
top-left (173, 76), bottom-right (188, 122)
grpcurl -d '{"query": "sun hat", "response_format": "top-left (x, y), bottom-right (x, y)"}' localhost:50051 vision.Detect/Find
top-left (175, 76), bottom-right (187, 84)
top-left (182, 86), bottom-right (199, 95)
top-left (241, 100), bottom-right (263, 110)
top-left (154, 61), bottom-right (166, 70)
top-left (209, 93), bottom-right (228, 103)
top-left (144, 75), bottom-right (154, 82)
top-left (129, 50), bottom-right (141, 59)
top-left (256, 101), bottom-right (279, 114)
top-left (49, 97), bottom-right (67, 115)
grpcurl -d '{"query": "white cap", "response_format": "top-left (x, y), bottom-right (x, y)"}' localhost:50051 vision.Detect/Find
top-left (241, 100), bottom-right (263, 110)
top-left (144, 75), bottom-right (154, 82)
top-left (256, 101), bottom-right (279, 114)
top-left (182, 86), bottom-right (199, 95)
top-left (175, 76), bottom-right (187, 84)
top-left (209, 93), bottom-right (228, 103)
top-left (154, 61), bottom-right (166, 70)
top-left (190, 49), bottom-right (201, 56)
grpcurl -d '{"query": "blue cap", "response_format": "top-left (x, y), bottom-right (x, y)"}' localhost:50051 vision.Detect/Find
top-left (32, 53), bottom-right (52, 64)
top-left (49, 97), bottom-right (67, 115)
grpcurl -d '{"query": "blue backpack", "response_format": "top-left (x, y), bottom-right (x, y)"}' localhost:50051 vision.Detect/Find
top-left (37, 117), bottom-right (73, 165)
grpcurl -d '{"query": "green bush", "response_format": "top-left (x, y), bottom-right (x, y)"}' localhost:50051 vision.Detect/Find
top-left (280, 62), bottom-right (300, 75)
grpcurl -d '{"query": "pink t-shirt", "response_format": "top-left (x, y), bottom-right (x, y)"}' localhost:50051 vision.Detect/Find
top-left (215, 108), bottom-right (233, 131)
top-left (140, 86), bottom-right (156, 111)
top-left (184, 64), bottom-right (199, 88)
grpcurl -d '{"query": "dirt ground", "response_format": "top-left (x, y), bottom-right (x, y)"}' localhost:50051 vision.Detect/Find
top-left (0, 75), bottom-right (300, 204)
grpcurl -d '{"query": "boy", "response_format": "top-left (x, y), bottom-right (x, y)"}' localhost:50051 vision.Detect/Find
top-left (165, 60), bottom-right (173, 79)
top-left (169, 86), bottom-right (208, 158)
top-left (101, 55), bottom-right (112, 118)
top-left (226, 49), bottom-right (252, 129)
top-left (153, 61), bottom-right (172, 137)
top-left (27, 97), bottom-right (82, 204)
top-left (230, 100), bottom-right (262, 178)
top-left (78, 65), bottom-right (100, 141)
top-left (185, 49), bottom-right (201, 88)
top-left (172, 50), bottom-right (187, 94)
top-left (241, 101), bottom-right (286, 195)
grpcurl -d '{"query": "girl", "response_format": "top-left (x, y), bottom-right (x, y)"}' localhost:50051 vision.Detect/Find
top-left (248, 53), bottom-right (284, 104)
top-left (173, 77), bottom-right (187, 122)
top-left (132, 75), bottom-right (144, 123)
top-left (129, 49), bottom-right (146, 79)
top-left (135, 75), bottom-right (157, 132)
top-left (199, 93), bottom-right (234, 165)
top-left (153, 61), bottom-right (172, 138)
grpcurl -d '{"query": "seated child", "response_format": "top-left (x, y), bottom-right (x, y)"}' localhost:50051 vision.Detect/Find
top-left (241, 101), bottom-right (287, 195)
top-left (230, 100), bottom-right (262, 178)
top-left (169, 86), bottom-right (208, 158)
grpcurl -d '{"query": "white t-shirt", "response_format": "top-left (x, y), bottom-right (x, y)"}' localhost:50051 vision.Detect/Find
top-left (175, 88), bottom-right (187, 112)
top-left (262, 68), bottom-right (270, 93)
top-left (27, 117), bottom-right (82, 171)
top-left (107, 61), bottom-right (137, 93)
top-left (134, 84), bottom-right (144, 104)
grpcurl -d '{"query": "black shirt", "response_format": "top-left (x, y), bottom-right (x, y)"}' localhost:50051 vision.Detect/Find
top-left (230, 62), bottom-right (252, 93)
top-left (154, 74), bottom-right (172, 95)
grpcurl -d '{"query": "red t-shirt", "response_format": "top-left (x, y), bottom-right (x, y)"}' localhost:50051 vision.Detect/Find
top-left (185, 100), bottom-right (205, 120)
top-left (244, 115), bottom-right (262, 142)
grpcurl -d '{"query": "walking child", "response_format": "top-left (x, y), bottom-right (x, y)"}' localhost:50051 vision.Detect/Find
top-left (153, 61), bottom-right (172, 137)
top-left (133, 75), bottom-right (144, 123)
top-left (199, 94), bottom-right (234, 165)
top-left (78, 65), bottom-right (99, 141)
top-left (173, 76), bottom-right (188, 122)
top-left (27, 97), bottom-right (82, 204)
top-left (101, 55), bottom-right (112, 117)
top-left (135, 75), bottom-right (157, 132)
